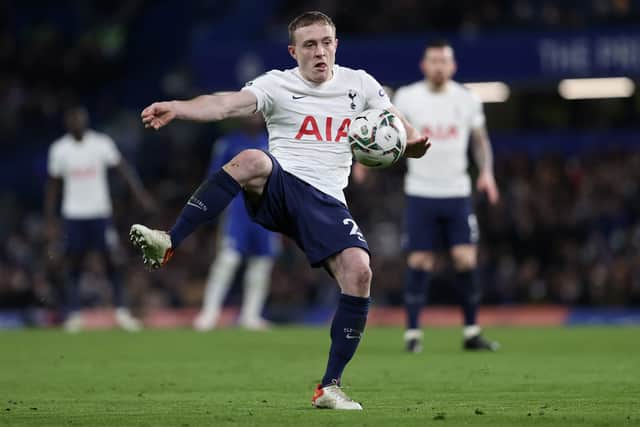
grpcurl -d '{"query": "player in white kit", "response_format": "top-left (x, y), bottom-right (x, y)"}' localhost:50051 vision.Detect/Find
top-left (45, 106), bottom-right (155, 332)
top-left (393, 40), bottom-right (500, 352)
top-left (129, 12), bottom-right (430, 409)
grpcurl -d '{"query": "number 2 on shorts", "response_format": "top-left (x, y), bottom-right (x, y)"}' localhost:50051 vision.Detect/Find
top-left (343, 218), bottom-right (366, 242)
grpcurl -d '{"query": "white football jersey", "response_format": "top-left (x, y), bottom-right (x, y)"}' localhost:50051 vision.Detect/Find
top-left (242, 64), bottom-right (391, 204)
top-left (394, 80), bottom-right (485, 198)
top-left (47, 130), bottom-right (121, 219)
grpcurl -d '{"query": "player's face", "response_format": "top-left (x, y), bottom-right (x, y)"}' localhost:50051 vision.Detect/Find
top-left (65, 108), bottom-right (89, 139)
top-left (421, 46), bottom-right (456, 86)
top-left (288, 23), bottom-right (338, 84)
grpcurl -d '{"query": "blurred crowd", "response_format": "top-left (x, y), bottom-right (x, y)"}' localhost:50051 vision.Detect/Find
top-left (2, 0), bottom-right (639, 151)
top-left (2, 143), bottom-right (640, 314)
top-left (1, 0), bottom-right (640, 316)
top-left (481, 150), bottom-right (640, 306)
top-left (276, 0), bottom-right (640, 35)
top-left (3, 0), bottom-right (639, 147)
top-left (0, 1), bottom-right (142, 150)
top-left (349, 148), bottom-right (640, 308)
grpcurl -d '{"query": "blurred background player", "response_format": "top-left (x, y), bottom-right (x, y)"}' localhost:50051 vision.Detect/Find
top-left (393, 40), bottom-right (500, 352)
top-left (193, 114), bottom-right (279, 331)
top-left (45, 106), bottom-right (156, 332)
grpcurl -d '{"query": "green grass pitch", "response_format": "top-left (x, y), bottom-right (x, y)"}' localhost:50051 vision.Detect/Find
top-left (1, 326), bottom-right (638, 426)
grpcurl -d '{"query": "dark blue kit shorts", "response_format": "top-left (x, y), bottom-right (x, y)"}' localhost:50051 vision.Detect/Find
top-left (245, 152), bottom-right (369, 267)
top-left (403, 195), bottom-right (478, 252)
top-left (63, 217), bottom-right (117, 254)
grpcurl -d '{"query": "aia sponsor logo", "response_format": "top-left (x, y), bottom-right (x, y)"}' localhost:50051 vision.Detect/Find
top-left (69, 166), bottom-right (98, 178)
top-left (421, 124), bottom-right (459, 141)
top-left (295, 116), bottom-right (351, 142)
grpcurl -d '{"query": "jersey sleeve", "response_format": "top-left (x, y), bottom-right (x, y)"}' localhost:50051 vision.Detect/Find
top-left (47, 144), bottom-right (63, 178)
top-left (469, 92), bottom-right (486, 129)
top-left (360, 70), bottom-right (392, 110)
top-left (241, 72), bottom-right (276, 115)
top-left (102, 135), bottom-right (122, 166)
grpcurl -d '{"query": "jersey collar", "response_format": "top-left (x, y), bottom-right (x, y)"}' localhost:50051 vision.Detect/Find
top-left (294, 65), bottom-right (339, 89)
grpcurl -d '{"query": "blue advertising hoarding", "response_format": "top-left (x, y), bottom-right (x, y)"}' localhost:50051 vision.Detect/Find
top-left (190, 27), bottom-right (640, 89)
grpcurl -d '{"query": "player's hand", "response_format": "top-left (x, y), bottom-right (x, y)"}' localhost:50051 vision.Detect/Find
top-left (404, 135), bottom-right (431, 158)
top-left (141, 101), bottom-right (177, 130)
top-left (45, 219), bottom-right (58, 243)
top-left (44, 220), bottom-right (62, 263)
top-left (476, 171), bottom-right (500, 205)
top-left (351, 162), bottom-right (368, 184)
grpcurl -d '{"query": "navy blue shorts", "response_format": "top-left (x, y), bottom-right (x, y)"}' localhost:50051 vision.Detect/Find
top-left (244, 152), bottom-right (369, 267)
top-left (402, 196), bottom-right (478, 252)
top-left (223, 196), bottom-right (279, 257)
top-left (63, 218), bottom-right (118, 254)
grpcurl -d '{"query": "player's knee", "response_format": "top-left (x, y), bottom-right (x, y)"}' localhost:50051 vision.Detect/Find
top-left (241, 149), bottom-right (272, 177)
top-left (453, 257), bottom-right (476, 271)
top-left (407, 251), bottom-right (434, 270)
top-left (246, 256), bottom-right (274, 276)
top-left (343, 263), bottom-right (372, 297)
top-left (224, 149), bottom-right (272, 183)
top-left (216, 247), bottom-right (242, 268)
top-left (452, 247), bottom-right (477, 271)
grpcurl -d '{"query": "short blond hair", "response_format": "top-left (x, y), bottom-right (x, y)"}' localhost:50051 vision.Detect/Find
top-left (288, 11), bottom-right (336, 44)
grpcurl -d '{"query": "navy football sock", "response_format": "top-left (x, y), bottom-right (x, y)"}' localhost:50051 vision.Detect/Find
top-left (169, 169), bottom-right (241, 248)
top-left (455, 270), bottom-right (480, 326)
top-left (65, 253), bottom-right (84, 314)
top-left (321, 294), bottom-right (370, 387)
top-left (405, 268), bottom-right (431, 329)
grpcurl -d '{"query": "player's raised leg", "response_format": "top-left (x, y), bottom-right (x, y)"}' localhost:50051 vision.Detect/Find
top-left (193, 247), bottom-right (242, 331)
top-left (130, 149), bottom-right (271, 268)
top-left (312, 247), bottom-right (371, 410)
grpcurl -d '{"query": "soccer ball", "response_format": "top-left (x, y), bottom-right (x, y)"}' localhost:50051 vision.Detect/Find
top-left (348, 109), bottom-right (407, 168)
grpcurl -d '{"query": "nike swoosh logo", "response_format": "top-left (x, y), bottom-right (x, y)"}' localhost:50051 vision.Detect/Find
top-left (345, 334), bottom-right (361, 339)
top-left (187, 200), bottom-right (207, 211)
top-left (292, 95), bottom-right (307, 99)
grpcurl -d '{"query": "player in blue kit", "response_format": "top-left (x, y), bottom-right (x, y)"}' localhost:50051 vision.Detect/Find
top-left (129, 12), bottom-right (430, 409)
top-left (193, 114), bottom-right (279, 331)
top-left (394, 40), bottom-right (500, 352)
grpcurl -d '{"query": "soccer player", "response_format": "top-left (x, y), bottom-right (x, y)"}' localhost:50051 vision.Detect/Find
top-left (193, 114), bottom-right (279, 331)
top-left (393, 40), bottom-right (500, 353)
top-left (45, 106), bottom-right (155, 332)
top-left (130, 11), bottom-right (429, 410)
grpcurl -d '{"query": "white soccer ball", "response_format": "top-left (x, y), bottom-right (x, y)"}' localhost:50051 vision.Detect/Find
top-left (348, 109), bottom-right (407, 168)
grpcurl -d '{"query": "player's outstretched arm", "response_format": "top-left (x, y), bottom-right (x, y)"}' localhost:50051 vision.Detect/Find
top-left (141, 91), bottom-right (258, 130)
top-left (471, 126), bottom-right (500, 205)
top-left (387, 105), bottom-right (431, 158)
top-left (115, 159), bottom-right (158, 212)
